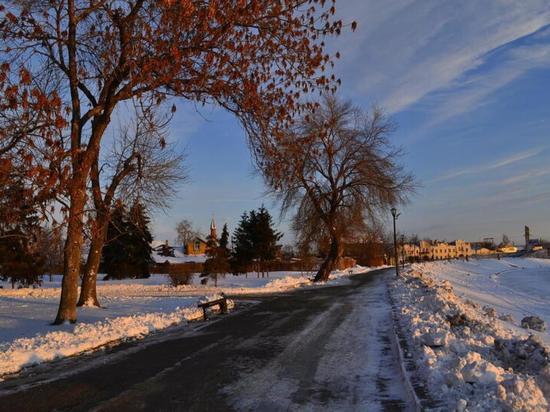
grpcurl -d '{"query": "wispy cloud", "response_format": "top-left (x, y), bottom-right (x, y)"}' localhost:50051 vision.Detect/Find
top-left (431, 148), bottom-right (543, 183)
top-left (335, 0), bottom-right (550, 117)
top-left (423, 42), bottom-right (550, 126)
top-left (497, 168), bottom-right (550, 185)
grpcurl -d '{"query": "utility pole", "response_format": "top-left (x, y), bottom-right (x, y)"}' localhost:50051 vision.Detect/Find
top-left (391, 207), bottom-right (400, 277)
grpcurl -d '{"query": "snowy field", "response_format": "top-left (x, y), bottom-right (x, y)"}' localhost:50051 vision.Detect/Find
top-left (392, 258), bottom-right (550, 411)
top-left (0, 266), bottom-right (374, 378)
top-left (418, 258), bottom-right (550, 344)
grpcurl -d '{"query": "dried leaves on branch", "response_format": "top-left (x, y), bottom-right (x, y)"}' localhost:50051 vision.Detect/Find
top-left (0, 0), bottom-right (345, 323)
top-left (258, 95), bottom-right (415, 281)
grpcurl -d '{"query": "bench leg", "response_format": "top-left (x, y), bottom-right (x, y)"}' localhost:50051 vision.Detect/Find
top-left (203, 307), bottom-right (207, 320)
top-left (221, 301), bottom-right (228, 314)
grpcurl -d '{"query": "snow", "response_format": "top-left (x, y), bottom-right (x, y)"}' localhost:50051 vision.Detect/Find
top-left (415, 258), bottom-right (550, 344)
top-left (0, 266), bottom-right (376, 300)
top-left (0, 294), bottom-right (228, 378)
top-left (0, 295), bottom-right (197, 342)
top-left (0, 265), bottom-right (379, 379)
top-left (391, 258), bottom-right (550, 411)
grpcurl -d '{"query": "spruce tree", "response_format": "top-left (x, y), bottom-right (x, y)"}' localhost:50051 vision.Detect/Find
top-left (0, 178), bottom-right (46, 287)
top-left (202, 232), bottom-right (229, 286)
top-left (101, 202), bottom-right (153, 279)
top-left (128, 202), bottom-right (154, 278)
top-left (219, 224), bottom-right (230, 250)
top-left (101, 203), bottom-right (127, 279)
top-left (255, 206), bottom-right (283, 276)
top-left (231, 212), bottom-right (254, 274)
top-left (230, 207), bottom-right (282, 276)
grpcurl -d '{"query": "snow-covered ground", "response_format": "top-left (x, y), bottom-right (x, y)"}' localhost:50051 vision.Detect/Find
top-left (0, 266), bottom-right (375, 379)
top-left (417, 258), bottom-right (550, 343)
top-left (392, 258), bottom-right (550, 411)
top-left (0, 266), bottom-right (368, 299)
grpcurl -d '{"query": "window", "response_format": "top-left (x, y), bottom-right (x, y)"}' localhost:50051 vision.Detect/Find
top-left (194, 240), bottom-right (201, 251)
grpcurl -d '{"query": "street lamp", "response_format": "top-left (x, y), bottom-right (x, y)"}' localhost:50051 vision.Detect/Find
top-left (391, 207), bottom-right (401, 277)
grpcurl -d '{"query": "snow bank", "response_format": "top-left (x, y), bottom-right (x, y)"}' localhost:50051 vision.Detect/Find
top-left (392, 263), bottom-right (549, 411)
top-left (260, 265), bottom-right (382, 291)
top-left (414, 258), bottom-right (550, 344)
top-left (0, 294), bottom-right (230, 378)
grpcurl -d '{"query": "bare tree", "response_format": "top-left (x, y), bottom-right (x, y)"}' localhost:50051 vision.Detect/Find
top-left (78, 105), bottom-right (186, 307)
top-left (259, 95), bottom-right (414, 281)
top-left (175, 219), bottom-right (200, 246)
top-left (500, 234), bottom-right (511, 247)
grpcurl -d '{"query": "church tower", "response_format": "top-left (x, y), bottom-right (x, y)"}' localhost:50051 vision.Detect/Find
top-left (210, 217), bottom-right (217, 240)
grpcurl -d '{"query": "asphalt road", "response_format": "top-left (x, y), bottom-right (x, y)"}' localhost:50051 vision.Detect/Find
top-left (0, 269), bottom-right (411, 412)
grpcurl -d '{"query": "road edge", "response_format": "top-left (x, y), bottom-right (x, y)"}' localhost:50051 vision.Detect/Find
top-left (387, 274), bottom-right (441, 411)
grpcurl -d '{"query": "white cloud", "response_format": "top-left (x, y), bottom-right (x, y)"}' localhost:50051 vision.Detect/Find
top-left (431, 148), bottom-right (543, 183)
top-left (498, 168), bottom-right (550, 185)
top-left (423, 43), bottom-right (550, 126)
top-left (334, 0), bottom-right (550, 116)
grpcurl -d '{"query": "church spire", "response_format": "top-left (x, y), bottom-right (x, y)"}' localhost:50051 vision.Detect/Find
top-left (210, 216), bottom-right (217, 240)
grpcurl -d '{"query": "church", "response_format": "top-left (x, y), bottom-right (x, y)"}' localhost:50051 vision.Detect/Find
top-left (184, 218), bottom-right (217, 256)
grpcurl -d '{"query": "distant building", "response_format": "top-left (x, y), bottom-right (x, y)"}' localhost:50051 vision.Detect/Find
top-left (497, 245), bottom-right (518, 254)
top-left (401, 239), bottom-right (473, 261)
top-left (184, 237), bottom-right (208, 256)
top-left (402, 243), bottom-right (420, 259)
top-left (153, 240), bottom-right (175, 257)
top-left (184, 218), bottom-right (217, 256)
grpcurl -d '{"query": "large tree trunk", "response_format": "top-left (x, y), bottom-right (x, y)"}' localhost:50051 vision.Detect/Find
top-left (77, 217), bottom-right (108, 307)
top-left (53, 183), bottom-right (87, 324)
top-left (314, 236), bottom-right (342, 282)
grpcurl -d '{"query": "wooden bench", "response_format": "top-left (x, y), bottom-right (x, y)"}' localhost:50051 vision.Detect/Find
top-left (198, 296), bottom-right (228, 320)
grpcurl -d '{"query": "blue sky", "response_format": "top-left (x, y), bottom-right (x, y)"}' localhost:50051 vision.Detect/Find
top-left (149, 1), bottom-right (550, 246)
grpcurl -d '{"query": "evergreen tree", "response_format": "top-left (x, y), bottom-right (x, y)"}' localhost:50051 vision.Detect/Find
top-left (255, 206), bottom-right (283, 275)
top-left (202, 232), bottom-right (230, 287)
top-left (101, 203), bottom-right (126, 278)
top-left (101, 202), bottom-right (153, 279)
top-left (231, 212), bottom-right (254, 274)
top-left (0, 178), bottom-right (46, 287)
top-left (219, 224), bottom-right (230, 250)
top-left (230, 207), bottom-right (282, 276)
top-left (127, 202), bottom-right (154, 277)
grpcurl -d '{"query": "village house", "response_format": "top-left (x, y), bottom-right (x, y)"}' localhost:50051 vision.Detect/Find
top-left (183, 237), bottom-right (208, 256)
top-left (184, 218), bottom-right (217, 256)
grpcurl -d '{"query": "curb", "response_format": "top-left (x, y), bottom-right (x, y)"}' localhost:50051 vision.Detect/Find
top-left (387, 287), bottom-right (423, 412)
top-left (387, 280), bottom-right (442, 411)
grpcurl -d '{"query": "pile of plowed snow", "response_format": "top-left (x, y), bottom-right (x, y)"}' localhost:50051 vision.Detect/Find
top-left (392, 264), bottom-right (550, 411)
top-left (0, 294), bottom-right (232, 378)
